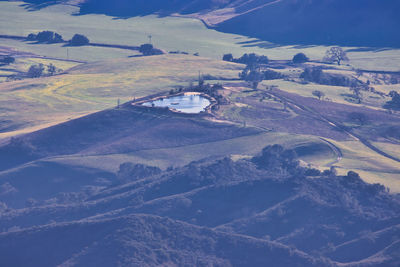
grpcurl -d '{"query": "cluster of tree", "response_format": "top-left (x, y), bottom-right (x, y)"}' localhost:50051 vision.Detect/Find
top-left (187, 76), bottom-right (226, 105)
top-left (239, 65), bottom-right (285, 89)
top-left (27, 63), bottom-right (60, 78)
top-left (139, 44), bottom-right (163, 56)
top-left (251, 144), bottom-right (348, 178)
top-left (384, 90), bottom-right (400, 110)
top-left (26, 31), bottom-right (90, 46)
top-left (300, 67), bottom-right (358, 87)
top-left (0, 55), bottom-right (15, 65)
top-left (27, 31), bottom-right (64, 43)
top-left (264, 69), bottom-right (285, 80)
top-left (223, 53), bottom-right (269, 66)
top-left (239, 66), bottom-right (264, 89)
top-left (349, 84), bottom-right (365, 104)
top-left (251, 144), bottom-right (300, 173)
top-left (117, 162), bottom-right (161, 184)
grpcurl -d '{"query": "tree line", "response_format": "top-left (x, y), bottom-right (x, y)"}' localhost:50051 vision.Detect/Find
top-left (26, 31), bottom-right (90, 46)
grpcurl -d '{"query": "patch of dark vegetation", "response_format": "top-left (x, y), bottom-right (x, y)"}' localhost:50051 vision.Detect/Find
top-left (169, 50), bottom-right (189, 55)
top-left (68, 33), bottom-right (89, 46)
top-left (292, 52), bottom-right (309, 64)
top-left (300, 67), bottom-right (359, 87)
top-left (263, 69), bottom-right (285, 80)
top-left (0, 55), bottom-right (15, 65)
top-left (384, 90), bottom-right (400, 111)
top-left (26, 30), bottom-right (64, 43)
top-left (223, 52), bottom-right (269, 66)
top-left (117, 163), bottom-right (161, 184)
top-left (138, 43), bottom-right (163, 56)
top-left (6, 63), bottom-right (62, 81)
top-left (382, 125), bottom-right (400, 140)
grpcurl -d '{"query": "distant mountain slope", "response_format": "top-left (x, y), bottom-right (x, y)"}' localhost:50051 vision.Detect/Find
top-left (10, 0), bottom-right (400, 46)
top-left (1, 151), bottom-right (399, 265)
top-left (0, 214), bottom-right (328, 266)
top-left (79, 0), bottom-right (236, 16)
top-left (216, 0), bottom-right (400, 47)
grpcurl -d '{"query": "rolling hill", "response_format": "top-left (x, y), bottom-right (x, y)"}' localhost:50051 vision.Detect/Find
top-left (1, 149), bottom-right (399, 266)
top-left (16, 0), bottom-right (400, 47)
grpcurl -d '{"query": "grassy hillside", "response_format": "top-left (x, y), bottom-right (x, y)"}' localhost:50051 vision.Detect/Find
top-left (0, 54), bottom-right (241, 138)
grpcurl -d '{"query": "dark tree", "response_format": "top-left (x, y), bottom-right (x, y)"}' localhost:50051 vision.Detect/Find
top-left (252, 144), bottom-right (299, 173)
top-left (348, 112), bottom-right (368, 126)
top-left (117, 162), bottom-right (161, 184)
top-left (27, 64), bottom-right (44, 78)
top-left (70, 34), bottom-right (90, 46)
top-left (384, 90), bottom-right (400, 110)
top-left (300, 67), bottom-right (323, 82)
top-left (139, 43), bottom-right (154, 55)
top-left (36, 31), bottom-right (55, 43)
top-left (349, 85), bottom-right (362, 103)
top-left (263, 69), bottom-right (284, 80)
top-left (0, 56), bottom-right (15, 65)
top-left (233, 53), bottom-right (269, 67)
top-left (54, 33), bottom-right (64, 43)
top-left (47, 63), bottom-right (56, 76)
top-left (312, 90), bottom-right (325, 100)
top-left (239, 67), bottom-right (263, 89)
top-left (292, 53), bottom-right (309, 63)
top-left (26, 33), bottom-right (37, 41)
top-left (28, 31), bottom-right (64, 43)
top-left (323, 47), bottom-right (349, 65)
top-left (222, 53), bottom-right (233, 62)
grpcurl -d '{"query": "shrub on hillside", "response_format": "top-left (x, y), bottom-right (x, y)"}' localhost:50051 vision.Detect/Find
top-left (292, 53), bottom-right (309, 63)
top-left (0, 56), bottom-right (15, 65)
top-left (384, 90), bottom-right (400, 110)
top-left (222, 53), bottom-right (233, 62)
top-left (27, 64), bottom-right (44, 78)
top-left (300, 67), bottom-right (358, 87)
top-left (263, 69), bottom-right (284, 80)
top-left (139, 43), bottom-right (164, 56)
top-left (252, 144), bottom-right (300, 173)
top-left (117, 163), bottom-right (161, 184)
top-left (235, 53), bottom-right (269, 66)
top-left (347, 112), bottom-right (368, 125)
top-left (69, 34), bottom-right (90, 46)
top-left (312, 90), bottom-right (325, 100)
top-left (239, 67), bottom-right (263, 89)
top-left (26, 33), bottom-right (37, 41)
